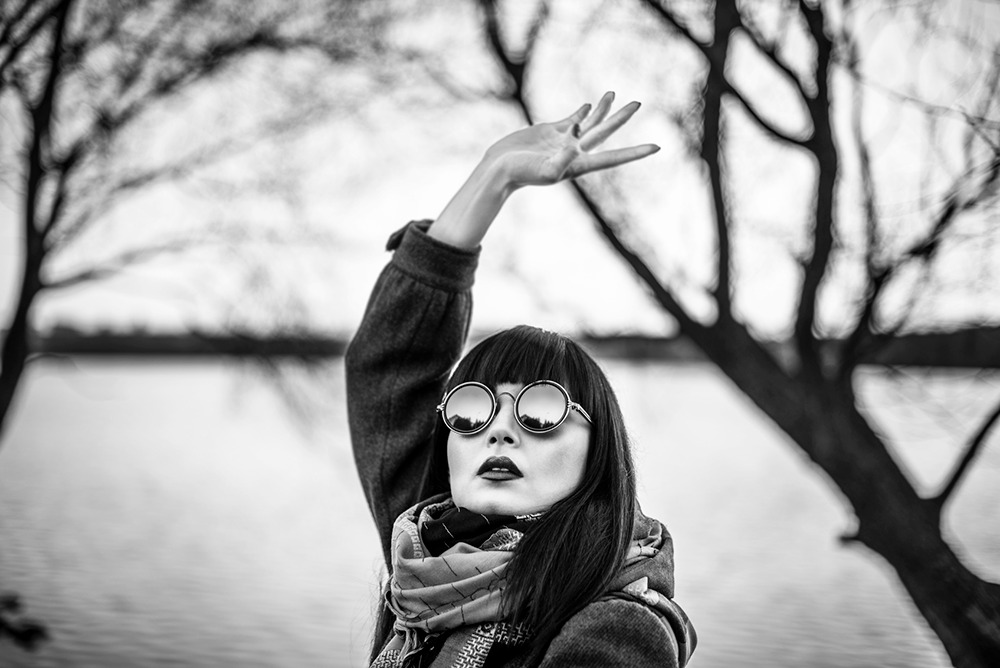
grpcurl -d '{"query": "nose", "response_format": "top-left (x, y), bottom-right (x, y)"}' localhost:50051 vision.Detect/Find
top-left (485, 392), bottom-right (520, 446)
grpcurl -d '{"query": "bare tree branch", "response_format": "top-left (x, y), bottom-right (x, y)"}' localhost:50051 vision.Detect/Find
top-left (902, 147), bottom-right (1000, 265)
top-left (839, 67), bottom-right (1000, 132)
top-left (639, 2), bottom-right (732, 318)
top-left (479, 0), bottom-right (706, 333)
top-left (638, 0), bottom-right (710, 57)
top-left (477, 0), bottom-right (550, 108)
top-left (841, 33), bottom-right (888, 369)
top-left (0, 0), bottom-right (60, 85)
top-left (103, 1), bottom-right (196, 93)
top-left (39, 1), bottom-right (379, 239)
top-left (733, 1), bottom-right (813, 103)
top-left (25, 0), bottom-right (72, 237)
top-left (45, 99), bottom-right (324, 252)
top-left (826, 3), bottom-right (999, 373)
top-left (850, 47), bottom-right (1000, 362)
top-left (39, 139), bottom-right (83, 238)
top-left (700, 2), bottom-right (740, 320)
top-left (570, 180), bottom-right (706, 336)
top-left (932, 394), bottom-right (1000, 509)
top-left (639, 1), bottom-right (830, 360)
top-left (394, 46), bottom-right (494, 102)
top-left (45, 142), bottom-right (243, 251)
top-left (640, 0), bottom-right (810, 148)
top-left (42, 237), bottom-right (204, 290)
top-left (523, 0), bottom-right (550, 61)
top-left (844, 144), bottom-right (999, 369)
top-left (725, 82), bottom-right (812, 147)
top-left (729, 59), bottom-right (813, 143)
top-left (44, 221), bottom-right (338, 291)
top-left (0, 0), bottom-right (39, 48)
top-left (108, 30), bottom-right (338, 134)
top-left (793, 0), bottom-right (837, 373)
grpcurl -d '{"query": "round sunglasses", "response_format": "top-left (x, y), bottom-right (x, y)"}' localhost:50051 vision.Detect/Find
top-left (436, 380), bottom-right (593, 435)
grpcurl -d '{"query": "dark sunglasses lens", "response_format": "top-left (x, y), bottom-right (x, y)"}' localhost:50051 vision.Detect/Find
top-left (444, 384), bottom-right (494, 433)
top-left (517, 383), bottom-right (568, 432)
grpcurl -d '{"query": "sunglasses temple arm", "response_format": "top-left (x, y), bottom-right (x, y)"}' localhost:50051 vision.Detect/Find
top-left (569, 401), bottom-right (593, 424)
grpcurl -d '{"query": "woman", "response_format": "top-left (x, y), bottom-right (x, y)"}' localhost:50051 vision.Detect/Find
top-left (346, 92), bottom-right (696, 667)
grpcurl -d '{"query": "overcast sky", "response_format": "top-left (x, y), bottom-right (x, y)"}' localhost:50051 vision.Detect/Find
top-left (3, 0), bottom-right (999, 340)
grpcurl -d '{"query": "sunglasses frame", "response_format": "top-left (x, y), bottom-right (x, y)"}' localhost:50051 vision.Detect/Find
top-left (436, 379), bottom-right (593, 435)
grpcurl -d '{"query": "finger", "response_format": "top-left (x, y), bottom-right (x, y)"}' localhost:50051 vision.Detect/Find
top-left (567, 144), bottom-right (660, 178)
top-left (554, 102), bottom-right (592, 131)
top-left (578, 91), bottom-right (615, 135)
top-left (579, 101), bottom-right (641, 152)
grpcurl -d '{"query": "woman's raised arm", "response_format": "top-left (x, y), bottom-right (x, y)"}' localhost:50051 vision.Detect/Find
top-left (428, 91), bottom-right (658, 249)
top-left (346, 92), bottom-right (657, 565)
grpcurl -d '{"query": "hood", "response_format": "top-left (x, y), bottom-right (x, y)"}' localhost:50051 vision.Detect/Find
top-left (608, 510), bottom-right (676, 597)
top-left (608, 510), bottom-right (697, 666)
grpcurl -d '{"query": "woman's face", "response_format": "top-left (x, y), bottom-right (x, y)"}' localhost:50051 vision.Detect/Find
top-left (447, 382), bottom-right (591, 515)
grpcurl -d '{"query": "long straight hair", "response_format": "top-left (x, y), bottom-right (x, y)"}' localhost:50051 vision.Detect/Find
top-left (435, 325), bottom-right (637, 659)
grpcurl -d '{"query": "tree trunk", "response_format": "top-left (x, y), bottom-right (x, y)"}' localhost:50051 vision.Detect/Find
top-left (0, 249), bottom-right (42, 441)
top-left (693, 322), bottom-right (1000, 667)
top-left (864, 505), bottom-right (1000, 668)
top-left (827, 394), bottom-right (1000, 668)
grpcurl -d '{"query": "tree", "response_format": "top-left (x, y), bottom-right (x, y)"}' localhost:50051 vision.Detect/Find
top-left (0, 0), bottom-right (401, 440)
top-left (0, 0), bottom-right (403, 650)
top-left (470, 0), bottom-right (1000, 666)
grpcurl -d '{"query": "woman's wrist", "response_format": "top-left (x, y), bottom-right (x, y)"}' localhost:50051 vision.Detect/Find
top-left (427, 154), bottom-right (515, 250)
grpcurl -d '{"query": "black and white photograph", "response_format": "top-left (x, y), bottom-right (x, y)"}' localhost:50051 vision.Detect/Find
top-left (1, 1), bottom-right (999, 666)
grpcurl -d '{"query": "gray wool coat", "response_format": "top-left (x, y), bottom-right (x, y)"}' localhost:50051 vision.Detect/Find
top-left (345, 221), bottom-right (696, 667)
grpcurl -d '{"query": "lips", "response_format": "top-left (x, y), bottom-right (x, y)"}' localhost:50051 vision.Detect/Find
top-left (477, 456), bottom-right (523, 480)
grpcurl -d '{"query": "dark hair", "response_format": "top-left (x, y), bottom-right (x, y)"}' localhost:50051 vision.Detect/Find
top-left (441, 325), bottom-right (636, 658)
top-left (370, 325), bottom-right (637, 664)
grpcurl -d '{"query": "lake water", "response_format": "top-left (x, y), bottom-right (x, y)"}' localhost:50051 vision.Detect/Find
top-left (0, 358), bottom-right (997, 667)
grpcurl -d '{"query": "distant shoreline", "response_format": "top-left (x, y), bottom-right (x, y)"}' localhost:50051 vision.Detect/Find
top-left (16, 326), bottom-right (1000, 367)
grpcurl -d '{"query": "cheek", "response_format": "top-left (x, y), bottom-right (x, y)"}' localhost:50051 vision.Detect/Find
top-left (541, 433), bottom-right (590, 490)
top-left (446, 435), bottom-right (472, 492)
top-left (446, 435), bottom-right (465, 474)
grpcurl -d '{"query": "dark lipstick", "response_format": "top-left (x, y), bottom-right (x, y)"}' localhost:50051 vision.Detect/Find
top-left (477, 456), bottom-right (523, 480)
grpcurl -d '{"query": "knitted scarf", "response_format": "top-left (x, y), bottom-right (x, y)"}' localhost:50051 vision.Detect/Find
top-left (372, 494), bottom-right (541, 668)
top-left (372, 495), bottom-right (670, 668)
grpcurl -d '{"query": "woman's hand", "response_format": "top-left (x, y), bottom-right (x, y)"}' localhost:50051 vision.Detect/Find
top-left (428, 92), bottom-right (657, 250)
top-left (486, 91), bottom-right (659, 189)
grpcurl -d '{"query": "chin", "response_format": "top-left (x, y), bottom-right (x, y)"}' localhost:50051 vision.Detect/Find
top-left (460, 494), bottom-right (546, 516)
top-left (463, 499), bottom-right (517, 515)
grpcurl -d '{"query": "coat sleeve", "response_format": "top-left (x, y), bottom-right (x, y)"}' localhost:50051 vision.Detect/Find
top-left (538, 598), bottom-right (683, 668)
top-left (344, 220), bottom-right (480, 567)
